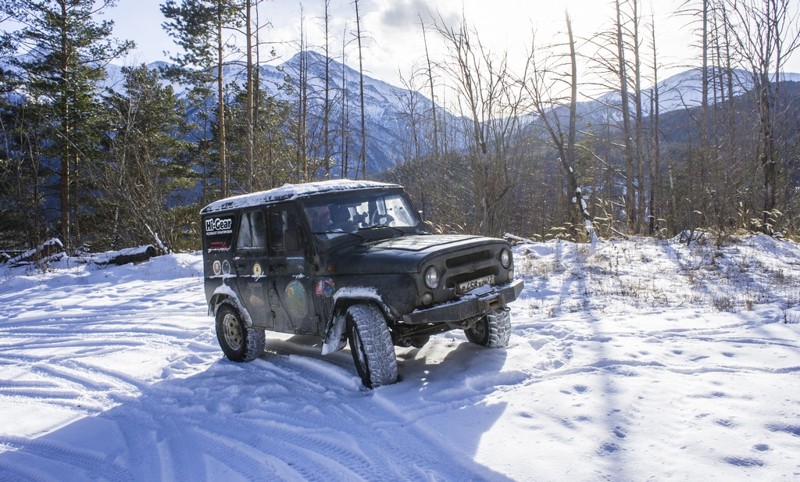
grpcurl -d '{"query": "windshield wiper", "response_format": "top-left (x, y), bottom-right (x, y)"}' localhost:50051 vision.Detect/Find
top-left (358, 224), bottom-right (406, 237)
top-left (313, 230), bottom-right (365, 241)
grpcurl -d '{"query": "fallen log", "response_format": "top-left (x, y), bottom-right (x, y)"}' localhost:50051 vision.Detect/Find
top-left (7, 238), bottom-right (65, 267)
top-left (95, 245), bottom-right (158, 266)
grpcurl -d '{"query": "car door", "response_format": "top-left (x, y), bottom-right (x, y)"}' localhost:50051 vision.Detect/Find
top-left (233, 209), bottom-right (273, 329)
top-left (265, 203), bottom-right (319, 335)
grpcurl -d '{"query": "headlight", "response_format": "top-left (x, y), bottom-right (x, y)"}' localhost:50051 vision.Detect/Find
top-left (424, 266), bottom-right (439, 289)
top-left (500, 248), bottom-right (512, 269)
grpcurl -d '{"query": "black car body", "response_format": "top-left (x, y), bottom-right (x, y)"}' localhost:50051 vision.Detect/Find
top-left (200, 180), bottom-right (523, 387)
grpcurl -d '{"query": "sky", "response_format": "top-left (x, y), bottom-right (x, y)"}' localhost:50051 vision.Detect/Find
top-left (109, 0), bottom-right (800, 93)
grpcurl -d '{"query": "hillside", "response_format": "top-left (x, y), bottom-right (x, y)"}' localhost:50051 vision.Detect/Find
top-left (103, 51), bottom-right (455, 174)
top-left (1, 234), bottom-right (798, 480)
top-left (101, 55), bottom-right (800, 177)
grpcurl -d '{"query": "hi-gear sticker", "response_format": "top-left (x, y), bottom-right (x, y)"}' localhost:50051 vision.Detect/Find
top-left (204, 216), bottom-right (233, 235)
top-left (204, 215), bottom-right (235, 252)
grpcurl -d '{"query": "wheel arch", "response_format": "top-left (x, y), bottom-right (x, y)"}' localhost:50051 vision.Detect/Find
top-left (209, 284), bottom-right (253, 327)
top-left (320, 288), bottom-right (391, 355)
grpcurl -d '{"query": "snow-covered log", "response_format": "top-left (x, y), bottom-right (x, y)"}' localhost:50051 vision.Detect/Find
top-left (6, 238), bottom-right (65, 267)
top-left (95, 245), bottom-right (158, 266)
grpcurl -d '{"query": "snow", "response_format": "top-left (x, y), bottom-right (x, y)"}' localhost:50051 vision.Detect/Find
top-left (1, 235), bottom-right (799, 480)
top-left (200, 180), bottom-right (401, 214)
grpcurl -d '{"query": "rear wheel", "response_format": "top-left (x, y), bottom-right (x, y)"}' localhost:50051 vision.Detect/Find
top-left (465, 309), bottom-right (511, 348)
top-left (215, 303), bottom-right (265, 362)
top-left (346, 303), bottom-right (398, 388)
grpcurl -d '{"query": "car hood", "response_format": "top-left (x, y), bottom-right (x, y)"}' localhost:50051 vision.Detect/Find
top-left (328, 234), bottom-right (505, 274)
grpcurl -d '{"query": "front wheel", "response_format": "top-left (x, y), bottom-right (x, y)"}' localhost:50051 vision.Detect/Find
top-left (346, 303), bottom-right (398, 388)
top-left (215, 303), bottom-right (265, 362)
top-left (464, 309), bottom-right (511, 348)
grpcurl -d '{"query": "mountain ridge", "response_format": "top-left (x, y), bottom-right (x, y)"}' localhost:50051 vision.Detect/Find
top-left (57, 54), bottom-right (800, 173)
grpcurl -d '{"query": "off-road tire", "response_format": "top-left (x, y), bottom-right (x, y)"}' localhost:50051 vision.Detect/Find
top-left (346, 303), bottom-right (398, 388)
top-left (215, 303), bottom-right (266, 362)
top-left (465, 309), bottom-right (511, 348)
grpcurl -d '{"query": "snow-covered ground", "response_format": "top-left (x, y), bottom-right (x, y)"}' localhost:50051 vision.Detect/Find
top-left (1, 234), bottom-right (798, 481)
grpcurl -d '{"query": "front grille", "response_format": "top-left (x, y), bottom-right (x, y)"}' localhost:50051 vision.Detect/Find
top-left (445, 250), bottom-right (491, 268)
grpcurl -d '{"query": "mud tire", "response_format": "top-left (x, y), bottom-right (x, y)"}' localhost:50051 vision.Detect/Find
top-left (346, 303), bottom-right (398, 388)
top-left (464, 309), bottom-right (511, 348)
top-left (215, 303), bottom-right (265, 362)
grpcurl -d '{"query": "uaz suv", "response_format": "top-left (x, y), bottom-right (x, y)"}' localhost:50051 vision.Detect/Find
top-left (200, 180), bottom-right (523, 387)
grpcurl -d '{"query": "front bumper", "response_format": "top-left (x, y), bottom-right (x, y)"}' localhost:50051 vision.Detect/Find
top-left (402, 279), bottom-right (523, 325)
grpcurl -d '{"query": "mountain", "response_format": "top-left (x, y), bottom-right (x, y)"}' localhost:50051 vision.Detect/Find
top-left (570, 67), bottom-right (800, 124)
top-left (526, 66), bottom-right (800, 145)
top-left (102, 51), bottom-right (453, 175)
top-left (47, 54), bottom-right (800, 174)
top-left (272, 51), bottom-right (449, 173)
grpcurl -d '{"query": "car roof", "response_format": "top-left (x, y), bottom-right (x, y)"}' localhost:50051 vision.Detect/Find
top-left (200, 179), bottom-right (403, 215)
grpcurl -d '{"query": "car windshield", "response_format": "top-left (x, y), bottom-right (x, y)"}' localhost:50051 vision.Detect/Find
top-left (302, 191), bottom-right (419, 239)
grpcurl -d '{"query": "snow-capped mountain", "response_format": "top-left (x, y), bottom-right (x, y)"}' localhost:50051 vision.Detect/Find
top-left (103, 51), bottom-right (449, 174)
top-left (20, 52), bottom-right (800, 174)
top-left (570, 67), bottom-right (800, 125)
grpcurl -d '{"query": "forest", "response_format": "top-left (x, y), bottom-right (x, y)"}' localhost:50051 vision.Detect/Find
top-left (1, 0), bottom-right (799, 254)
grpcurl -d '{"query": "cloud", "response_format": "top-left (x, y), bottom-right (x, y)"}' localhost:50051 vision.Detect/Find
top-left (376, 0), bottom-right (457, 30)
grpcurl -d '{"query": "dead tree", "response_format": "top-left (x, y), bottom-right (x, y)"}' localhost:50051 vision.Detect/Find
top-left (523, 12), bottom-right (596, 242)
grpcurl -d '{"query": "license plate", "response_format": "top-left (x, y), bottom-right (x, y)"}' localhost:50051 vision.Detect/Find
top-left (458, 275), bottom-right (495, 293)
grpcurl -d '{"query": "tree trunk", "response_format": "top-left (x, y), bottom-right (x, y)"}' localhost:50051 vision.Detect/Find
top-left (420, 15), bottom-right (439, 162)
top-left (355, 0), bottom-right (367, 180)
top-left (217, 5), bottom-right (228, 197)
top-left (323, 0), bottom-right (331, 179)
top-left (245, 0), bottom-right (254, 191)
top-left (615, 0), bottom-right (636, 233)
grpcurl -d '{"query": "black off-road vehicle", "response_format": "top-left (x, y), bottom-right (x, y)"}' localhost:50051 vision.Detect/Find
top-left (200, 180), bottom-right (522, 387)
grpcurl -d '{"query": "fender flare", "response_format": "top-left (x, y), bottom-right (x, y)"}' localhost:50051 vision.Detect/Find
top-left (320, 287), bottom-right (390, 355)
top-left (209, 284), bottom-right (254, 327)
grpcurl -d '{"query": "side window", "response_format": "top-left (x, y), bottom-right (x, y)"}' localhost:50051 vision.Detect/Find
top-left (268, 206), bottom-right (303, 256)
top-left (385, 195), bottom-right (415, 226)
top-left (236, 210), bottom-right (266, 251)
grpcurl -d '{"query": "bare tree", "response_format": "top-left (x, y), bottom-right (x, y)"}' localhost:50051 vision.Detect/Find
top-left (244, 0), bottom-right (254, 191)
top-left (420, 14), bottom-right (439, 162)
top-left (296, 5), bottom-right (309, 180)
top-left (723, 0), bottom-right (800, 232)
top-left (647, 17), bottom-right (663, 235)
top-left (613, 0), bottom-right (638, 232)
top-left (340, 25), bottom-right (351, 178)
top-left (322, 0), bottom-right (332, 179)
top-left (353, 0), bottom-right (367, 179)
top-left (523, 12), bottom-right (595, 241)
top-left (394, 66), bottom-right (423, 160)
top-left (435, 13), bottom-right (519, 236)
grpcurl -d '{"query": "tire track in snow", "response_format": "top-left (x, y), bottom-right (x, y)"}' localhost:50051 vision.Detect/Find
top-left (0, 352), bottom-right (501, 480)
top-left (0, 434), bottom-right (129, 481)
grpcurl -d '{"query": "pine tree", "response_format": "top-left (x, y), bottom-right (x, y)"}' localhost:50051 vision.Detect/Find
top-left (101, 64), bottom-right (192, 251)
top-left (3, 0), bottom-right (132, 249)
top-left (161, 0), bottom-right (241, 199)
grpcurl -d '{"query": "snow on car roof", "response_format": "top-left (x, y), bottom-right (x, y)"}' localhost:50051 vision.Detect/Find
top-left (200, 179), bottom-right (402, 214)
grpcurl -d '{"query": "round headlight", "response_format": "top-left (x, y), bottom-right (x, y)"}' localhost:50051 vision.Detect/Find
top-left (424, 266), bottom-right (439, 289)
top-left (500, 248), bottom-right (512, 269)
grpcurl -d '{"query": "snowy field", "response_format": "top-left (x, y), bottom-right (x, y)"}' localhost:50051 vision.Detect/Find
top-left (1, 234), bottom-right (799, 481)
